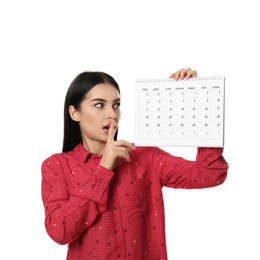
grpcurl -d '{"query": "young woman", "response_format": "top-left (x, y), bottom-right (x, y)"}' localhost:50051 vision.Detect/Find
top-left (41, 68), bottom-right (228, 260)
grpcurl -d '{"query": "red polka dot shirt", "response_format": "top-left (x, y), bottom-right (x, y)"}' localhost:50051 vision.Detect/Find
top-left (41, 142), bottom-right (228, 259)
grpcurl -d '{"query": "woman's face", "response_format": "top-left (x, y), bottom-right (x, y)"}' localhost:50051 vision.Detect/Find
top-left (71, 83), bottom-right (121, 145)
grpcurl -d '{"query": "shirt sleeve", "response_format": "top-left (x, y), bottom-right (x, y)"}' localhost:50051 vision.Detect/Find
top-left (149, 147), bottom-right (228, 189)
top-left (41, 155), bottom-right (114, 245)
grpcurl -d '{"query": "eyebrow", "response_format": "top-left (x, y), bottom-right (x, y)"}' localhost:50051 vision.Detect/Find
top-left (90, 98), bottom-right (121, 103)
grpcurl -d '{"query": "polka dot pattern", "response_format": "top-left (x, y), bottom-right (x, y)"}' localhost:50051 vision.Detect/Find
top-left (41, 142), bottom-right (228, 259)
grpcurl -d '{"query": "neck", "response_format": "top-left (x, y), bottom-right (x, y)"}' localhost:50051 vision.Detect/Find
top-left (82, 138), bottom-right (106, 157)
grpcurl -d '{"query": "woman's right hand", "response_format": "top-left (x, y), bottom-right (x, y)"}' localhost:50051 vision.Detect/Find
top-left (99, 119), bottom-right (136, 171)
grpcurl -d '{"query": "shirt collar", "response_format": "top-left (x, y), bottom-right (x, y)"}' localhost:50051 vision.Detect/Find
top-left (73, 142), bottom-right (102, 163)
top-left (73, 142), bottom-right (91, 163)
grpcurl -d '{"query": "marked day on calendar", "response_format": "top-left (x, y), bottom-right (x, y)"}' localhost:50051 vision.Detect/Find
top-left (134, 76), bottom-right (225, 147)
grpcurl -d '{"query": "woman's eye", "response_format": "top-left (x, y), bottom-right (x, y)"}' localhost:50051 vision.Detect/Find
top-left (114, 103), bottom-right (121, 109)
top-left (95, 103), bottom-right (103, 108)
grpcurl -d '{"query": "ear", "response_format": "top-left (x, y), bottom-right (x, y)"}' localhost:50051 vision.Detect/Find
top-left (69, 105), bottom-right (80, 122)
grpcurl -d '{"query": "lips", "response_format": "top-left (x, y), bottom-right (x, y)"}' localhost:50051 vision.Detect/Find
top-left (103, 122), bottom-right (117, 130)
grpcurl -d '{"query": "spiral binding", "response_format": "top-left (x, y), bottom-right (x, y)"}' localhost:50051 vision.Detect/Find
top-left (135, 76), bottom-right (223, 84)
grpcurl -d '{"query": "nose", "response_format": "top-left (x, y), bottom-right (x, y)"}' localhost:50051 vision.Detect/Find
top-left (106, 107), bottom-right (117, 119)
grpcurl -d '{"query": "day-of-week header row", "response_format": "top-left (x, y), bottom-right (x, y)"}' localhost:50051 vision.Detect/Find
top-left (141, 85), bottom-right (220, 91)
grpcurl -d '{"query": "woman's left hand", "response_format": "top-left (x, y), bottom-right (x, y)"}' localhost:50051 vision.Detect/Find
top-left (169, 68), bottom-right (198, 80)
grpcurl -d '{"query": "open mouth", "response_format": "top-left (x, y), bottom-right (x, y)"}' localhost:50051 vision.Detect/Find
top-left (102, 122), bottom-right (117, 133)
top-left (103, 122), bottom-right (117, 130)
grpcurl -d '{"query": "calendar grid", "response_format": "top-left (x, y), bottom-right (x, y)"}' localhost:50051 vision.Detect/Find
top-left (135, 77), bottom-right (225, 147)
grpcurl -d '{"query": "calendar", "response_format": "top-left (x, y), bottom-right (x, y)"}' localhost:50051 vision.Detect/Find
top-left (134, 76), bottom-right (225, 147)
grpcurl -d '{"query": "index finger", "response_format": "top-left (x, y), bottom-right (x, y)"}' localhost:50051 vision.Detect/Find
top-left (185, 70), bottom-right (197, 79)
top-left (107, 119), bottom-right (116, 143)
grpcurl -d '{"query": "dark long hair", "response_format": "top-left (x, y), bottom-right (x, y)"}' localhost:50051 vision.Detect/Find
top-left (62, 71), bottom-right (120, 153)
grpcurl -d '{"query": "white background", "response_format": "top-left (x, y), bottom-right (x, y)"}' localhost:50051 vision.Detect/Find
top-left (1, 0), bottom-right (259, 259)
